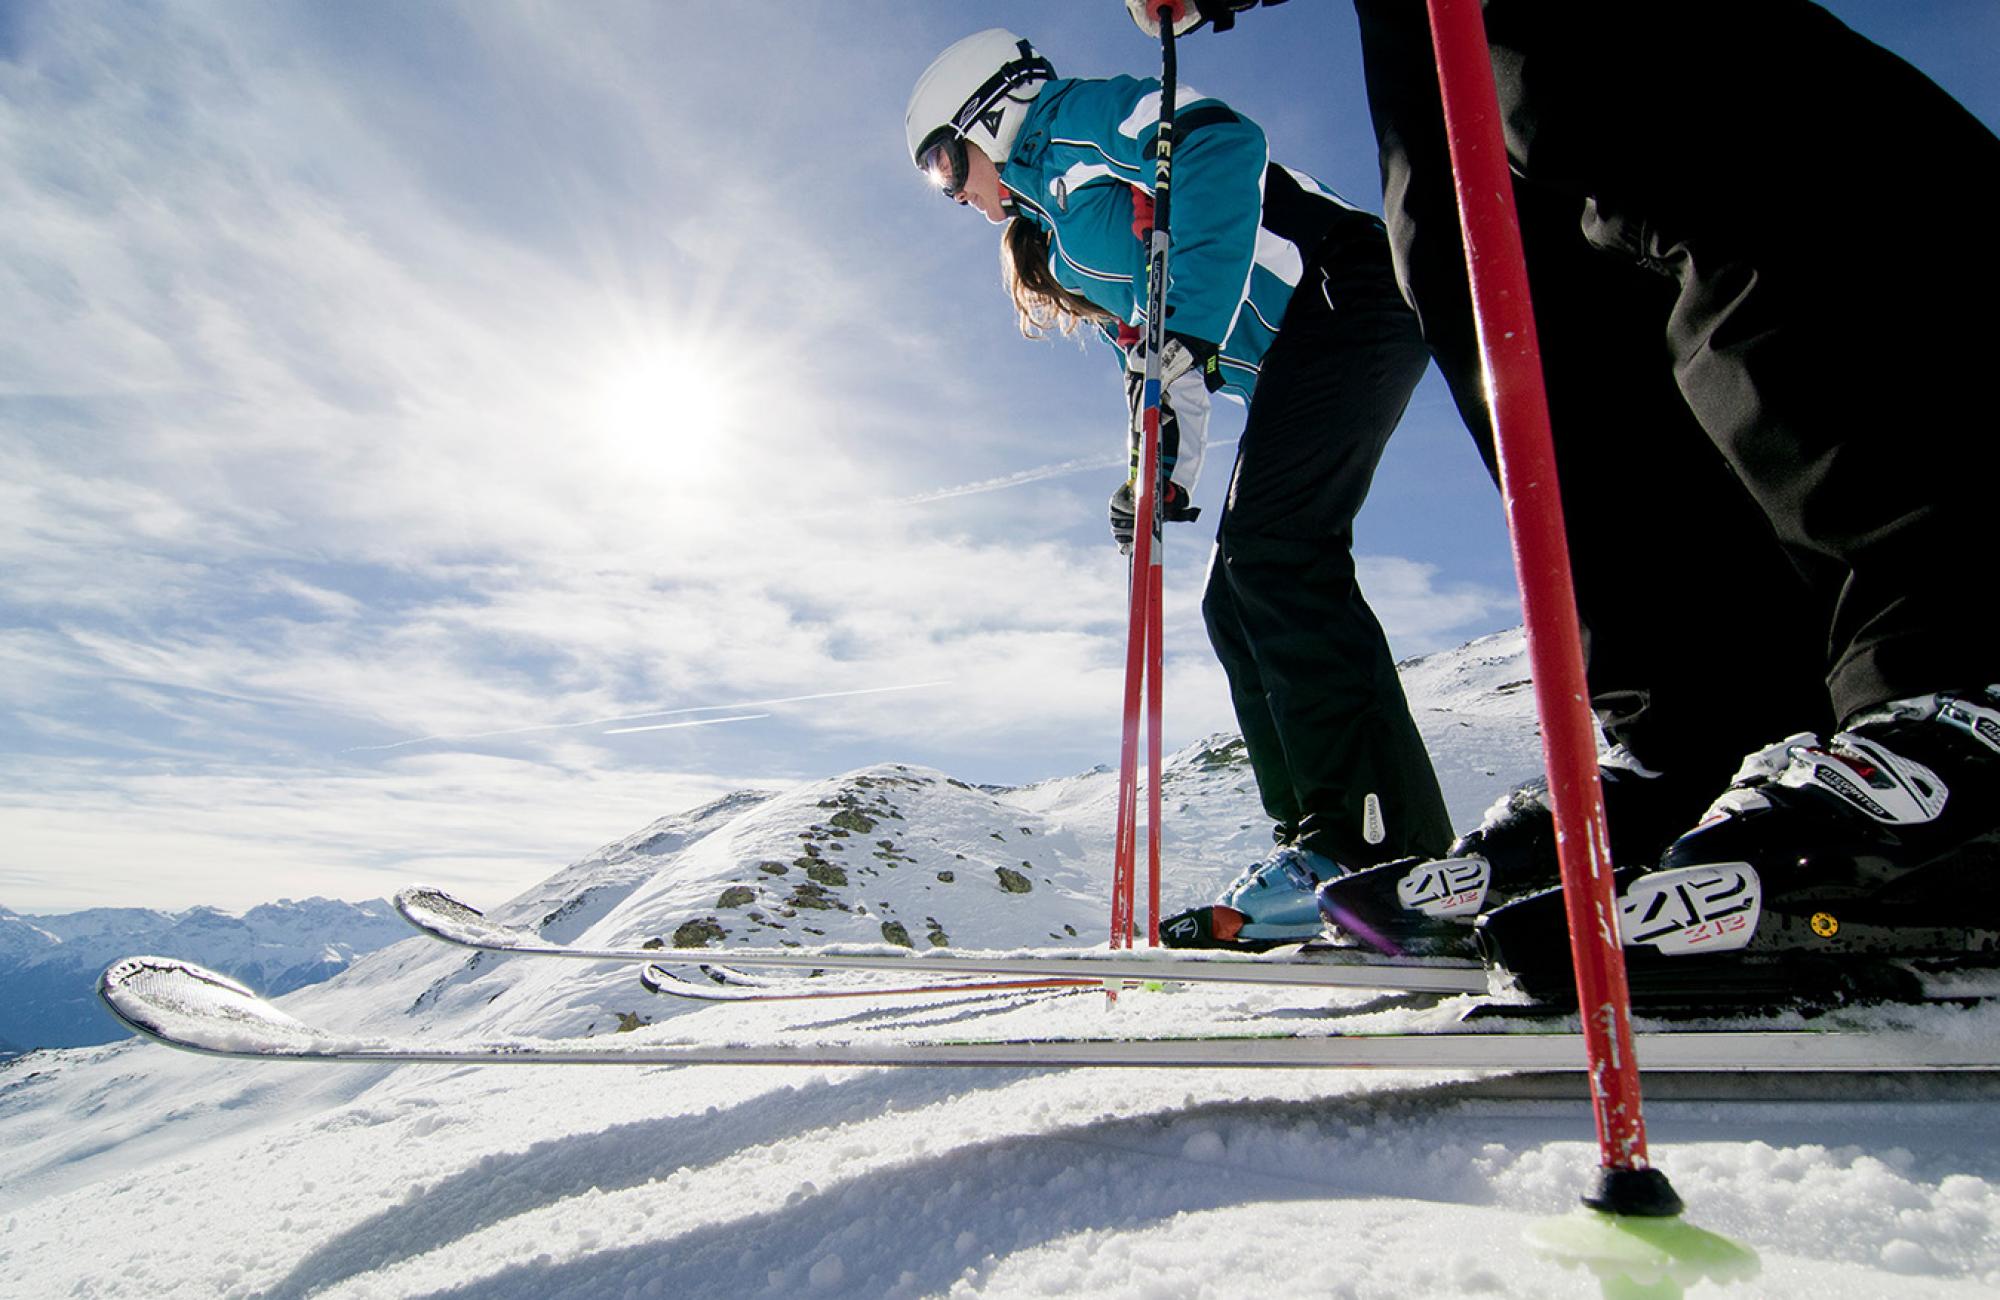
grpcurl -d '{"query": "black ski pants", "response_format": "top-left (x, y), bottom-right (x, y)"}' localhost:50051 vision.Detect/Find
top-left (1353, 0), bottom-right (1997, 763)
top-left (1203, 221), bottom-right (1454, 869)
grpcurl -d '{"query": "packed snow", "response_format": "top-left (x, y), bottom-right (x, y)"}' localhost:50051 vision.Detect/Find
top-left (4, 630), bottom-right (1999, 1299)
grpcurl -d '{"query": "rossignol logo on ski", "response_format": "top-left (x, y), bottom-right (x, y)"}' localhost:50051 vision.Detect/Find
top-left (1397, 856), bottom-right (1490, 917)
top-left (1618, 864), bottom-right (1761, 955)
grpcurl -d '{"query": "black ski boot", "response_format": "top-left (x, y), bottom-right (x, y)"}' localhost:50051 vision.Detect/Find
top-left (1315, 749), bottom-right (1714, 958)
top-left (1478, 688), bottom-right (2000, 1009)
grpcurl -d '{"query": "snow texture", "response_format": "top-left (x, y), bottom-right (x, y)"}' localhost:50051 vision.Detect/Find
top-left (5, 630), bottom-right (1999, 1298)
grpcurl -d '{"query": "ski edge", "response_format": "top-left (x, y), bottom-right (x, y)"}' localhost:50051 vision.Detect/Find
top-left (391, 886), bottom-right (1492, 994)
top-left (638, 963), bottom-right (1101, 1004)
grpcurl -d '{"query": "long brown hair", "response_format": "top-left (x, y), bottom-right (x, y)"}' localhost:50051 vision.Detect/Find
top-left (1000, 218), bottom-right (1115, 341)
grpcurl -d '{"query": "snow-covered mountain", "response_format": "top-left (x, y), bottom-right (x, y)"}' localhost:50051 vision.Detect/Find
top-left (8, 628), bottom-right (1997, 1299)
top-left (0, 626), bottom-right (1534, 1064)
top-left (0, 897), bottom-right (410, 1052)
top-left (302, 628), bottom-right (1543, 1052)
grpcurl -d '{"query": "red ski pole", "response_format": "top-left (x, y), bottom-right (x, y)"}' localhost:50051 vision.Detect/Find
top-left (1424, 0), bottom-right (1680, 1216)
top-left (1111, 5), bottom-right (1185, 951)
top-left (1108, 545), bottom-right (1163, 950)
top-left (1146, 556), bottom-right (1164, 945)
top-left (1111, 553), bottom-right (1144, 950)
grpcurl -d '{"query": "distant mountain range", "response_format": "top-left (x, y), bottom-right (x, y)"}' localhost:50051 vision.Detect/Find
top-left (0, 897), bottom-right (411, 1053)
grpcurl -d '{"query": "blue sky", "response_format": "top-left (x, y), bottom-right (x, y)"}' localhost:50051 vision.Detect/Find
top-left (2, 1), bottom-right (1993, 912)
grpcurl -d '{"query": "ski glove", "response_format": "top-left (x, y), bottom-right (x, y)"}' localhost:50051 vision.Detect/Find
top-left (1109, 479), bottom-right (1200, 555)
top-left (1125, 0), bottom-right (1288, 38)
top-left (1135, 331), bottom-right (1224, 395)
top-left (1124, 332), bottom-right (1218, 509)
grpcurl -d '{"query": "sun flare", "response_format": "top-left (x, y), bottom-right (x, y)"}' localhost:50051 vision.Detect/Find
top-left (591, 341), bottom-right (743, 489)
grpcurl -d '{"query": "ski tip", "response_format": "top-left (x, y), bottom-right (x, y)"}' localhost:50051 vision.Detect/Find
top-left (99, 955), bottom-right (252, 1004)
top-left (393, 884), bottom-right (479, 922)
top-left (98, 955), bottom-right (348, 1061)
top-left (96, 957), bottom-right (261, 1048)
top-left (392, 886), bottom-right (526, 948)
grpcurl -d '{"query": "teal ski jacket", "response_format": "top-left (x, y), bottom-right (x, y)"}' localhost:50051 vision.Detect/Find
top-left (999, 75), bottom-right (1381, 401)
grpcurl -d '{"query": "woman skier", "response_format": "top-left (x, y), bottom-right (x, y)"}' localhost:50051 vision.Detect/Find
top-left (904, 28), bottom-right (1452, 947)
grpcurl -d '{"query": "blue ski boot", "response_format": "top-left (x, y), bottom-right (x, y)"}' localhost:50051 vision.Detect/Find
top-left (1161, 844), bottom-right (1347, 951)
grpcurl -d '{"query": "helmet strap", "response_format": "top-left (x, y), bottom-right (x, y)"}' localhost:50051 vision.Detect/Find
top-left (949, 42), bottom-right (1054, 150)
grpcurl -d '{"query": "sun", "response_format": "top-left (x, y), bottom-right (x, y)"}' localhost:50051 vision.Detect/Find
top-left (590, 340), bottom-right (743, 489)
top-left (594, 344), bottom-right (738, 444)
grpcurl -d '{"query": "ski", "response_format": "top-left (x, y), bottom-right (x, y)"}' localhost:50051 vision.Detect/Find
top-left (100, 955), bottom-right (2000, 1073)
top-left (392, 886), bottom-right (1491, 995)
top-left (639, 963), bottom-right (1100, 1004)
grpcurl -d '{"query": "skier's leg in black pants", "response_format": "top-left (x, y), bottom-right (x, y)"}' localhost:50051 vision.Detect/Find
top-left (1202, 225), bottom-right (1454, 871)
top-left (1351, 0), bottom-right (1837, 804)
top-left (1460, 0), bottom-right (2000, 723)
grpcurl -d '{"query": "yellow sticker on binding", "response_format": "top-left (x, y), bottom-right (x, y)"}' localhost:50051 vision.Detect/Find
top-left (1811, 911), bottom-right (1840, 938)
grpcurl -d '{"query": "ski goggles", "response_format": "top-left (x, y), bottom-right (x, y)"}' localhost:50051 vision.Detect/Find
top-left (918, 134), bottom-right (971, 200)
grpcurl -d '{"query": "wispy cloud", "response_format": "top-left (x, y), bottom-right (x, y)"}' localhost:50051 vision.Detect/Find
top-left (1356, 556), bottom-right (1518, 656)
top-left (354, 681), bottom-right (956, 751)
top-left (0, 748), bottom-right (780, 913)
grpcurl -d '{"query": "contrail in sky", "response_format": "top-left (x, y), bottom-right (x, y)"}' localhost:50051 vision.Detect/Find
top-left (602, 713), bottom-right (770, 735)
top-left (882, 453), bottom-right (1120, 506)
top-left (346, 680), bottom-right (954, 752)
top-left (883, 437), bottom-right (1240, 507)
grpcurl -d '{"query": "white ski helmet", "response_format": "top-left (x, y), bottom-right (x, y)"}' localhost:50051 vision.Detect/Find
top-left (905, 29), bottom-right (1054, 179)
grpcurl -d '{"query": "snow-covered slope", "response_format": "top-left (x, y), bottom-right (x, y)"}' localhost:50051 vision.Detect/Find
top-left (0, 897), bottom-right (411, 1052)
top-left (6, 630), bottom-right (2000, 1299)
